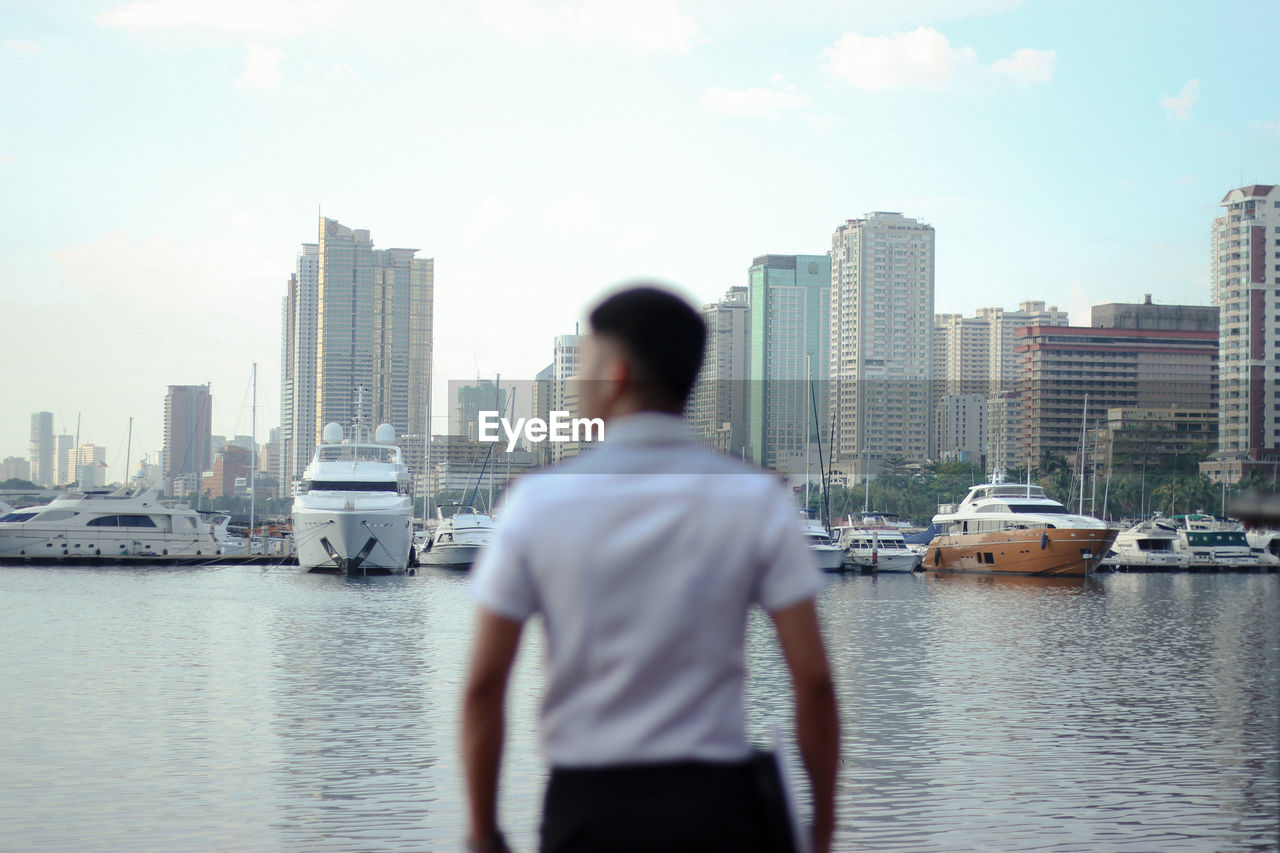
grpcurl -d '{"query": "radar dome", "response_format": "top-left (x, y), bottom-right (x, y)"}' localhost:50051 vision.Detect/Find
top-left (374, 423), bottom-right (396, 444)
top-left (322, 422), bottom-right (343, 443)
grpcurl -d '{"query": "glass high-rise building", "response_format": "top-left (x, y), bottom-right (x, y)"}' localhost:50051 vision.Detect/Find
top-left (746, 254), bottom-right (831, 472)
top-left (281, 217), bottom-right (434, 491)
top-left (163, 384), bottom-right (212, 495)
top-left (28, 411), bottom-right (53, 487)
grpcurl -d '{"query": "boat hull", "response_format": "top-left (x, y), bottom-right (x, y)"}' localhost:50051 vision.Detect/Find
top-left (293, 505), bottom-right (413, 575)
top-left (846, 551), bottom-right (920, 573)
top-left (810, 545), bottom-right (846, 573)
top-left (417, 542), bottom-right (483, 569)
top-left (0, 526), bottom-right (219, 560)
top-left (925, 528), bottom-right (1117, 576)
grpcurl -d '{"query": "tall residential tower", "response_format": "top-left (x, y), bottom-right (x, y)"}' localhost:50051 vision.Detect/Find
top-left (280, 217), bottom-right (434, 490)
top-left (163, 384), bottom-right (212, 494)
top-left (1207, 184), bottom-right (1279, 481)
top-left (829, 213), bottom-right (935, 475)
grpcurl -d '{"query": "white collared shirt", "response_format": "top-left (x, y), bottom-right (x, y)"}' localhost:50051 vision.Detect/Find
top-left (471, 412), bottom-right (824, 768)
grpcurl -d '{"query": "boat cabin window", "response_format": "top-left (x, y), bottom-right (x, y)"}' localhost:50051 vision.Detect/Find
top-left (86, 515), bottom-right (158, 528)
top-left (316, 446), bottom-right (399, 464)
top-left (0, 512), bottom-right (37, 523)
top-left (1006, 503), bottom-right (1069, 514)
top-left (307, 480), bottom-right (398, 492)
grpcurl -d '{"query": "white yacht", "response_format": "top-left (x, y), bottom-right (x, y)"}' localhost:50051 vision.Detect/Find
top-left (800, 511), bottom-right (846, 572)
top-left (1245, 528), bottom-right (1280, 568)
top-left (292, 422), bottom-right (413, 576)
top-left (417, 505), bottom-right (496, 569)
top-left (835, 526), bottom-right (921, 573)
top-left (0, 484), bottom-right (219, 559)
top-left (1101, 516), bottom-right (1187, 570)
top-left (925, 473), bottom-right (1116, 576)
top-left (1169, 514), bottom-right (1259, 570)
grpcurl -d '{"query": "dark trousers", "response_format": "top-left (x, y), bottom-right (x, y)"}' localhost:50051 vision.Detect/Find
top-left (540, 757), bottom-right (794, 853)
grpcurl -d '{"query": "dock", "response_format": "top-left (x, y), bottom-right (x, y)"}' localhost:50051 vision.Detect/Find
top-left (0, 554), bottom-right (298, 568)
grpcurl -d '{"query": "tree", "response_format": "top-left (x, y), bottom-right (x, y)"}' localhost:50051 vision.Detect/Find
top-left (0, 478), bottom-right (41, 491)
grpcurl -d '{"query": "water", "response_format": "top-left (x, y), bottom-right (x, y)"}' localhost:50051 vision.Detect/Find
top-left (0, 566), bottom-right (1275, 852)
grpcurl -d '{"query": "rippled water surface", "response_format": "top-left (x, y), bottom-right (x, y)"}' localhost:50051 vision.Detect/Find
top-left (0, 566), bottom-right (1275, 851)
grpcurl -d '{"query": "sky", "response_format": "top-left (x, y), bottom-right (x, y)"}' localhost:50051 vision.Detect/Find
top-left (1, 0), bottom-right (1278, 475)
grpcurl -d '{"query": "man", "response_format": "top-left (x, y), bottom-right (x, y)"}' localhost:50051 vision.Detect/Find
top-left (462, 285), bottom-right (838, 852)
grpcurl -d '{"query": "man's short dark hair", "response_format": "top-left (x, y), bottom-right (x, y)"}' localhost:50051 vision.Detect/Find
top-left (589, 285), bottom-right (706, 411)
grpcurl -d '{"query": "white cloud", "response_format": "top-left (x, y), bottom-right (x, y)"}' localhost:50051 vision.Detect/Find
top-left (701, 74), bottom-right (812, 117)
top-left (235, 43), bottom-right (284, 90)
top-left (991, 47), bottom-right (1055, 85)
top-left (1160, 79), bottom-right (1199, 120)
top-left (822, 0), bottom-right (1025, 30)
top-left (477, 0), bottom-right (700, 52)
top-left (1260, 113), bottom-right (1280, 136)
top-left (96, 0), bottom-right (351, 36)
top-left (823, 27), bottom-right (1055, 91)
top-left (822, 27), bottom-right (979, 91)
top-left (5, 40), bottom-right (40, 54)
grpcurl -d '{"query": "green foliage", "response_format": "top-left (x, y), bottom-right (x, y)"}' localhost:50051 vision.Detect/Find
top-left (0, 478), bottom-right (42, 490)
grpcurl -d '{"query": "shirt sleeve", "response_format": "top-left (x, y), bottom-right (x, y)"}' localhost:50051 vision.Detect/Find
top-left (470, 484), bottom-right (540, 622)
top-left (752, 481), bottom-right (825, 613)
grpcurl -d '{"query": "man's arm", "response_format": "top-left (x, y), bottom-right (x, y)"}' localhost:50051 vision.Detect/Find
top-left (771, 598), bottom-right (839, 853)
top-left (461, 607), bottom-right (525, 848)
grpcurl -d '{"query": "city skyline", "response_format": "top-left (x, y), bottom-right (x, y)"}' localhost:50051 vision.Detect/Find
top-left (2, 1), bottom-right (1278, 465)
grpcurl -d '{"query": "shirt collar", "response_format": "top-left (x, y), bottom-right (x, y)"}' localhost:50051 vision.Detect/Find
top-left (602, 412), bottom-right (695, 447)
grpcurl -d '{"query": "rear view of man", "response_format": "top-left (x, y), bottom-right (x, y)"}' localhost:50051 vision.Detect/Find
top-left (462, 285), bottom-right (839, 852)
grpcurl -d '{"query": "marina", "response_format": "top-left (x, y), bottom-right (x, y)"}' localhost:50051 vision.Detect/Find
top-left (0, 564), bottom-right (1273, 851)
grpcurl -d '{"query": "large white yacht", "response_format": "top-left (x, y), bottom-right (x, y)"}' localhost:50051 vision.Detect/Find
top-left (0, 484), bottom-right (219, 559)
top-left (1169, 514), bottom-right (1258, 570)
top-left (1101, 516), bottom-right (1187, 570)
top-left (800, 510), bottom-right (846, 572)
top-left (417, 505), bottom-right (496, 569)
top-left (292, 422), bottom-right (413, 575)
top-left (925, 472), bottom-right (1116, 577)
top-left (835, 525), bottom-right (921, 573)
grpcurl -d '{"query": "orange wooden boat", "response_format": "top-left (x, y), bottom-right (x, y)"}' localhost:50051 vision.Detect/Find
top-left (925, 479), bottom-right (1117, 577)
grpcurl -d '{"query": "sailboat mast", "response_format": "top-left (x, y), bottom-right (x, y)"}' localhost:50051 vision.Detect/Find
top-left (1077, 393), bottom-right (1088, 515)
top-left (423, 386), bottom-right (431, 527)
top-left (490, 373), bottom-right (498, 512)
top-left (804, 354), bottom-right (811, 512)
top-left (124, 416), bottom-right (133, 489)
top-left (250, 362), bottom-right (257, 554)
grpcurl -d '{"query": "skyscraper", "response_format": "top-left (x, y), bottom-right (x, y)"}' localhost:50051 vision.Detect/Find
top-left (746, 255), bottom-right (831, 472)
top-left (550, 333), bottom-right (581, 463)
top-left (932, 301), bottom-right (1068, 464)
top-left (453, 381), bottom-right (509, 441)
top-left (73, 443), bottom-right (107, 489)
top-left (280, 242), bottom-right (319, 489)
top-left (689, 286), bottom-right (750, 456)
top-left (280, 217), bottom-right (434, 490)
top-left (163, 384), bottom-right (212, 495)
top-left (1017, 301), bottom-right (1218, 463)
top-left (829, 212), bottom-right (935, 475)
top-left (28, 412), bottom-right (53, 487)
top-left (1207, 184), bottom-right (1279, 481)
